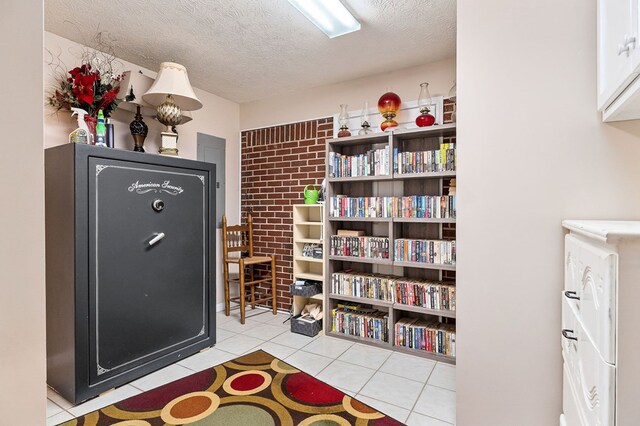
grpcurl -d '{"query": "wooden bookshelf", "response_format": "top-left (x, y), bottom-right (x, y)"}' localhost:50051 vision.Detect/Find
top-left (325, 124), bottom-right (457, 363)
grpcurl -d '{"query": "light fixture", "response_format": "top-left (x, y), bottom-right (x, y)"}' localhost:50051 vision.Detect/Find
top-left (119, 70), bottom-right (157, 152)
top-left (288, 0), bottom-right (361, 38)
top-left (143, 62), bottom-right (202, 156)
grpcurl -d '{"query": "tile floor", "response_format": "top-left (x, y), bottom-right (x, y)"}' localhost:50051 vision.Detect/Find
top-left (46, 309), bottom-right (456, 425)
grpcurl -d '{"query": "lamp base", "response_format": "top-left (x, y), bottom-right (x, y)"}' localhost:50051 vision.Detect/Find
top-left (159, 131), bottom-right (179, 156)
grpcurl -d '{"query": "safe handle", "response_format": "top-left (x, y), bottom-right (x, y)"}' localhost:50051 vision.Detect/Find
top-left (564, 291), bottom-right (580, 300)
top-left (148, 232), bottom-right (165, 246)
top-left (562, 329), bottom-right (577, 341)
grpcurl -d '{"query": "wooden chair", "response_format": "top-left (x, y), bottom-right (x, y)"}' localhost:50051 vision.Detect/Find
top-left (221, 214), bottom-right (277, 324)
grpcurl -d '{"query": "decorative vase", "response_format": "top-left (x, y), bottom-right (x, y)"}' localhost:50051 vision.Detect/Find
top-left (378, 91), bottom-right (401, 131)
top-left (415, 82), bottom-right (436, 127)
top-left (84, 115), bottom-right (97, 145)
top-left (130, 105), bottom-right (148, 152)
top-left (337, 104), bottom-right (351, 137)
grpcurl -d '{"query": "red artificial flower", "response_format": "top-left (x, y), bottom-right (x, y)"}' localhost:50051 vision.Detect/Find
top-left (72, 73), bottom-right (98, 106)
top-left (68, 64), bottom-right (87, 78)
top-left (98, 87), bottom-right (120, 110)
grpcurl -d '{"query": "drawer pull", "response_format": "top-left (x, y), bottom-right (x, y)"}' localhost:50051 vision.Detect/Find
top-left (564, 290), bottom-right (580, 300)
top-left (562, 329), bottom-right (578, 341)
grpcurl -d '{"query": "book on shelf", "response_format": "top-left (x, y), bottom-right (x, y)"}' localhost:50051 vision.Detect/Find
top-left (394, 238), bottom-right (456, 265)
top-left (394, 317), bottom-right (456, 357)
top-left (329, 146), bottom-right (390, 178)
top-left (330, 271), bottom-right (456, 311)
top-left (330, 235), bottom-right (389, 259)
top-left (329, 195), bottom-right (456, 219)
top-left (393, 142), bottom-right (456, 175)
top-left (337, 229), bottom-right (365, 236)
top-left (331, 304), bottom-right (389, 342)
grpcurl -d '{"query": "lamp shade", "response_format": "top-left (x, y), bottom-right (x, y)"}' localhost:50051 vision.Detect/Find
top-left (118, 70), bottom-right (157, 117)
top-left (143, 62), bottom-right (202, 111)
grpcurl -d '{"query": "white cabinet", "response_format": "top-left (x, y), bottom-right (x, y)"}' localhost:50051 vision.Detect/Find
top-left (561, 220), bottom-right (640, 426)
top-left (598, 0), bottom-right (640, 121)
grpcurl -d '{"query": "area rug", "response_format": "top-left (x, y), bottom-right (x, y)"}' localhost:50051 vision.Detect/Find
top-left (59, 349), bottom-right (404, 425)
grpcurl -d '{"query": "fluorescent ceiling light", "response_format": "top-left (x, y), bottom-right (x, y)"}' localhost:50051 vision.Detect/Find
top-left (288, 0), bottom-right (361, 38)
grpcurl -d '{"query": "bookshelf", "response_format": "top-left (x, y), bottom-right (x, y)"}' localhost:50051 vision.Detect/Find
top-left (291, 204), bottom-right (325, 337)
top-left (324, 123), bottom-right (457, 364)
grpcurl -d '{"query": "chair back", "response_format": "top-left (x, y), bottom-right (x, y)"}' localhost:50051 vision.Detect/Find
top-left (222, 214), bottom-right (255, 258)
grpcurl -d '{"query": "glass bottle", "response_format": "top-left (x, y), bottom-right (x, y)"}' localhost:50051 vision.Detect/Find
top-left (95, 109), bottom-right (107, 147)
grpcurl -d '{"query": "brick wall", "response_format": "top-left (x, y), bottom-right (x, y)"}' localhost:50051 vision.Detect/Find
top-left (240, 118), bottom-right (332, 312)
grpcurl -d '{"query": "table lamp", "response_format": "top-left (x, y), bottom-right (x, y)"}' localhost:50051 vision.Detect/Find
top-left (143, 62), bottom-right (202, 156)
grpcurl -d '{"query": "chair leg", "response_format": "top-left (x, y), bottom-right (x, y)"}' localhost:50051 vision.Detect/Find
top-left (250, 264), bottom-right (256, 309)
top-left (239, 259), bottom-right (246, 325)
top-left (223, 261), bottom-right (230, 316)
top-left (271, 255), bottom-right (277, 315)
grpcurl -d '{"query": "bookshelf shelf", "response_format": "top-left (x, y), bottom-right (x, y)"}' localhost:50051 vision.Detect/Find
top-left (328, 217), bottom-right (392, 222)
top-left (393, 261), bottom-right (456, 271)
top-left (297, 221), bottom-right (323, 226)
top-left (292, 204), bottom-right (325, 338)
top-left (393, 345), bottom-right (456, 365)
top-left (294, 256), bottom-right (323, 263)
top-left (328, 175), bottom-right (393, 183)
top-left (325, 123), bottom-right (457, 364)
top-left (393, 217), bottom-right (456, 224)
top-left (326, 331), bottom-right (392, 348)
top-left (329, 293), bottom-right (393, 308)
top-left (296, 238), bottom-right (324, 244)
top-left (328, 256), bottom-right (393, 265)
top-left (393, 171), bottom-right (456, 180)
top-left (394, 303), bottom-right (456, 319)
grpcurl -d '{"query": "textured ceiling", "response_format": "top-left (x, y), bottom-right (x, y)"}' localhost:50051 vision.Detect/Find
top-left (44, 0), bottom-right (456, 103)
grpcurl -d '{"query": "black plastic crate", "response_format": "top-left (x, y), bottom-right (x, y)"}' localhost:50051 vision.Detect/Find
top-left (290, 280), bottom-right (323, 297)
top-left (291, 315), bottom-right (322, 337)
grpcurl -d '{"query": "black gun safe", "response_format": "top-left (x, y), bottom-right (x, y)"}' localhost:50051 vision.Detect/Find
top-left (45, 144), bottom-right (216, 404)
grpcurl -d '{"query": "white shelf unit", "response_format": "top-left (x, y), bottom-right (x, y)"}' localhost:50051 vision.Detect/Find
top-left (292, 204), bottom-right (325, 335)
top-left (324, 124), bottom-right (457, 364)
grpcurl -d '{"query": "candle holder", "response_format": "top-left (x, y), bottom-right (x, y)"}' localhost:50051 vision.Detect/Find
top-left (378, 91), bottom-right (401, 131)
top-left (415, 82), bottom-right (436, 127)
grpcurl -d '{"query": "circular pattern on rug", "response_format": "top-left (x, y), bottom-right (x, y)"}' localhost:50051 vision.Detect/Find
top-left (160, 391), bottom-right (220, 424)
top-left (297, 414), bottom-right (352, 426)
top-left (270, 358), bottom-right (299, 374)
top-left (111, 421), bottom-right (152, 426)
top-left (190, 404), bottom-right (276, 426)
top-left (285, 372), bottom-right (345, 405)
top-left (342, 395), bottom-right (384, 420)
top-left (223, 370), bottom-right (272, 396)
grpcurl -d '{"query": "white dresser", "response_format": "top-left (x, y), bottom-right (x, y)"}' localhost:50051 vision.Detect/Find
top-left (561, 221), bottom-right (640, 426)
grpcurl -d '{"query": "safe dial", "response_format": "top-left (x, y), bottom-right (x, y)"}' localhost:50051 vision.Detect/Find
top-left (152, 199), bottom-right (165, 212)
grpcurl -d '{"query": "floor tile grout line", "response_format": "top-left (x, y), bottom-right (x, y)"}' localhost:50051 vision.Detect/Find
top-left (406, 362), bottom-right (438, 417)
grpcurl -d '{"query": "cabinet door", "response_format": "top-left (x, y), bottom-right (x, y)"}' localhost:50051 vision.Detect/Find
top-left (598, 0), bottom-right (636, 110)
top-left (87, 158), bottom-right (210, 385)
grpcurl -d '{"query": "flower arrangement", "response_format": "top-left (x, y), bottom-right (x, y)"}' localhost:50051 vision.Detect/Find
top-left (47, 34), bottom-right (123, 118)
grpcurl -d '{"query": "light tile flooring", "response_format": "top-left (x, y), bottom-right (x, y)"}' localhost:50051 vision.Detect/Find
top-left (46, 309), bottom-right (456, 425)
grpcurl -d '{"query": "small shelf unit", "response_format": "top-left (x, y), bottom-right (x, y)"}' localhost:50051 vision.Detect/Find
top-left (325, 124), bottom-right (457, 364)
top-left (291, 204), bottom-right (325, 337)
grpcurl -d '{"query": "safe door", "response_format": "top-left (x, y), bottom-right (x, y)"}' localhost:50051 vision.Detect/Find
top-left (87, 158), bottom-right (210, 385)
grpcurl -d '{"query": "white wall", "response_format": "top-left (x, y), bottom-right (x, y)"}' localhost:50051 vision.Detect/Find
top-left (0, 1), bottom-right (46, 423)
top-left (457, 1), bottom-right (640, 425)
top-left (240, 58), bottom-right (456, 130)
top-left (44, 32), bottom-right (241, 307)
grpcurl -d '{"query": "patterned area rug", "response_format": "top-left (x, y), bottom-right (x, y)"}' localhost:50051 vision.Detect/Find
top-left (59, 349), bottom-right (404, 425)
